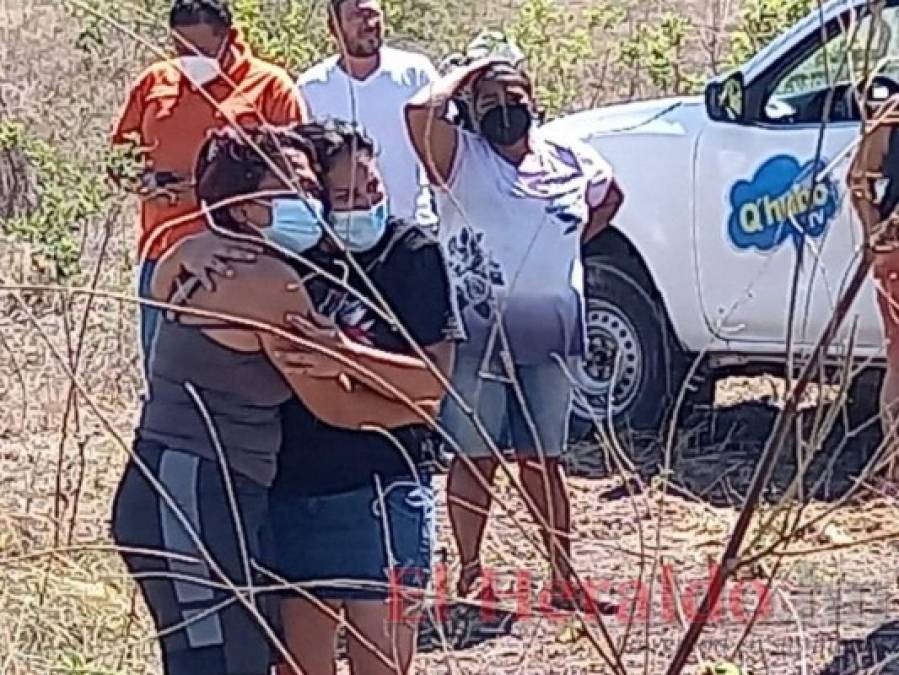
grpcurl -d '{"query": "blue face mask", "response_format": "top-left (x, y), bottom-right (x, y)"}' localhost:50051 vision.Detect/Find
top-left (330, 200), bottom-right (389, 252)
top-left (266, 198), bottom-right (324, 254)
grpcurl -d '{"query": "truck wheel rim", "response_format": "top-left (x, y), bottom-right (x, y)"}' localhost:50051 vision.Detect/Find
top-left (571, 298), bottom-right (643, 422)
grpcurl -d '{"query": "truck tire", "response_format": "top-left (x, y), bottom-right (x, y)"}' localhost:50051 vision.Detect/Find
top-left (570, 255), bottom-right (681, 435)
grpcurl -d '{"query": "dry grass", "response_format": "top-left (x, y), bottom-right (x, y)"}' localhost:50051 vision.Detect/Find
top-left (5, 404), bottom-right (899, 673)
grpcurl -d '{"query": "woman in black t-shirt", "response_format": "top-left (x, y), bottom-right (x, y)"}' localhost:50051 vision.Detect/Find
top-left (268, 121), bottom-right (458, 675)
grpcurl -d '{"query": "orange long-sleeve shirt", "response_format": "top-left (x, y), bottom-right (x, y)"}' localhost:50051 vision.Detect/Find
top-left (113, 33), bottom-right (308, 260)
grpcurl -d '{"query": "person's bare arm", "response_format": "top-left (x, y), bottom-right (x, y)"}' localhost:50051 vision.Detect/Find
top-left (150, 242), bottom-right (185, 302)
top-left (183, 256), bottom-right (438, 429)
top-left (149, 231), bottom-right (262, 300)
top-left (405, 59), bottom-right (498, 186)
top-left (425, 339), bottom-right (455, 385)
top-left (269, 332), bottom-right (456, 428)
top-left (582, 181), bottom-right (624, 244)
top-left (371, 339), bottom-right (454, 423)
top-left (282, 313), bottom-right (450, 401)
top-left (342, 338), bottom-right (454, 405)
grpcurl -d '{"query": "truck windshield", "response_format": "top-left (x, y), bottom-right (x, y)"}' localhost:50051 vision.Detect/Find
top-left (762, 5), bottom-right (899, 123)
top-left (773, 8), bottom-right (899, 98)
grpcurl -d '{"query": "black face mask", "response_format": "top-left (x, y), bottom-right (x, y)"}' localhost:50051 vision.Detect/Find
top-left (479, 104), bottom-right (532, 147)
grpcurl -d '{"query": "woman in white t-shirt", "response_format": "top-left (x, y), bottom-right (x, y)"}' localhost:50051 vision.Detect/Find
top-left (405, 60), bottom-right (624, 605)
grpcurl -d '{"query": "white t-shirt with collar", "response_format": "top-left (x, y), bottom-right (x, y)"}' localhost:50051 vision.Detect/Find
top-left (297, 46), bottom-right (438, 223)
top-left (435, 128), bottom-right (614, 365)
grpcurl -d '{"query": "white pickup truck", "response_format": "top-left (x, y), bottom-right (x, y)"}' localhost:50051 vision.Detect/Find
top-left (546, 0), bottom-right (899, 430)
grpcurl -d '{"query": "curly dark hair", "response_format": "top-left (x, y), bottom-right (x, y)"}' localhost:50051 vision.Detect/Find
top-left (169, 0), bottom-right (232, 31)
top-left (195, 125), bottom-right (320, 233)
top-left (295, 119), bottom-right (377, 175)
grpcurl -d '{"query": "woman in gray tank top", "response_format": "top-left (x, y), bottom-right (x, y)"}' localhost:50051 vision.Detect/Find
top-left (111, 125), bottom-right (442, 675)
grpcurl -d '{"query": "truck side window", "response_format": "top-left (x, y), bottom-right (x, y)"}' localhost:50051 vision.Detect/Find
top-left (764, 8), bottom-right (899, 125)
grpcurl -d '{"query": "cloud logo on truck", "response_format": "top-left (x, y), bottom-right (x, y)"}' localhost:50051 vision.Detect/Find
top-left (727, 155), bottom-right (839, 253)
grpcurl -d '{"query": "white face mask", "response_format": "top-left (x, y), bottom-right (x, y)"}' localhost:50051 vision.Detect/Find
top-left (177, 54), bottom-right (221, 87)
top-left (330, 199), bottom-right (389, 253)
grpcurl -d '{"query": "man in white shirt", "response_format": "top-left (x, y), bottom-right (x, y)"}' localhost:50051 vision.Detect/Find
top-left (297, 0), bottom-right (438, 223)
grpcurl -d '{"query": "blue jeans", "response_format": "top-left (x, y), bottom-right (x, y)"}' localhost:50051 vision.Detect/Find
top-left (270, 475), bottom-right (435, 601)
top-left (440, 352), bottom-right (575, 459)
top-left (137, 259), bottom-right (160, 376)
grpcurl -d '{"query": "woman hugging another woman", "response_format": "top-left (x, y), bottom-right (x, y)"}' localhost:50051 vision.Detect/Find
top-left (112, 121), bottom-right (457, 675)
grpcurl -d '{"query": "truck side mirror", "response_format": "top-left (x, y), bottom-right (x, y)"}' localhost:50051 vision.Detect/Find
top-left (706, 72), bottom-right (745, 123)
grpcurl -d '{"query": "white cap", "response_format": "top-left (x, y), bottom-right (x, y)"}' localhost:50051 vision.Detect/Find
top-left (465, 30), bottom-right (525, 66)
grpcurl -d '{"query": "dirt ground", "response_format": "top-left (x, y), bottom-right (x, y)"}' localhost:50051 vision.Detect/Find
top-left (3, 364), bottom-right (899, 673)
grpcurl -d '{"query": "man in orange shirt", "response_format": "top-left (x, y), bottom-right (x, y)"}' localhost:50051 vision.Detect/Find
top-left (113, 0), bottom-right (307, 364)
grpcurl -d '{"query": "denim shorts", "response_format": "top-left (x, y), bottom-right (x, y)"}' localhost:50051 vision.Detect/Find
top-left (270, 475), bottom-right (435, 601)
top-left (440, 352), bottom-right (575, 460)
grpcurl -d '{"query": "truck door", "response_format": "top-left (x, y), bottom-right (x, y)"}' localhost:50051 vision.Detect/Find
top-left (694, 4), bottom-right (898, 353)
